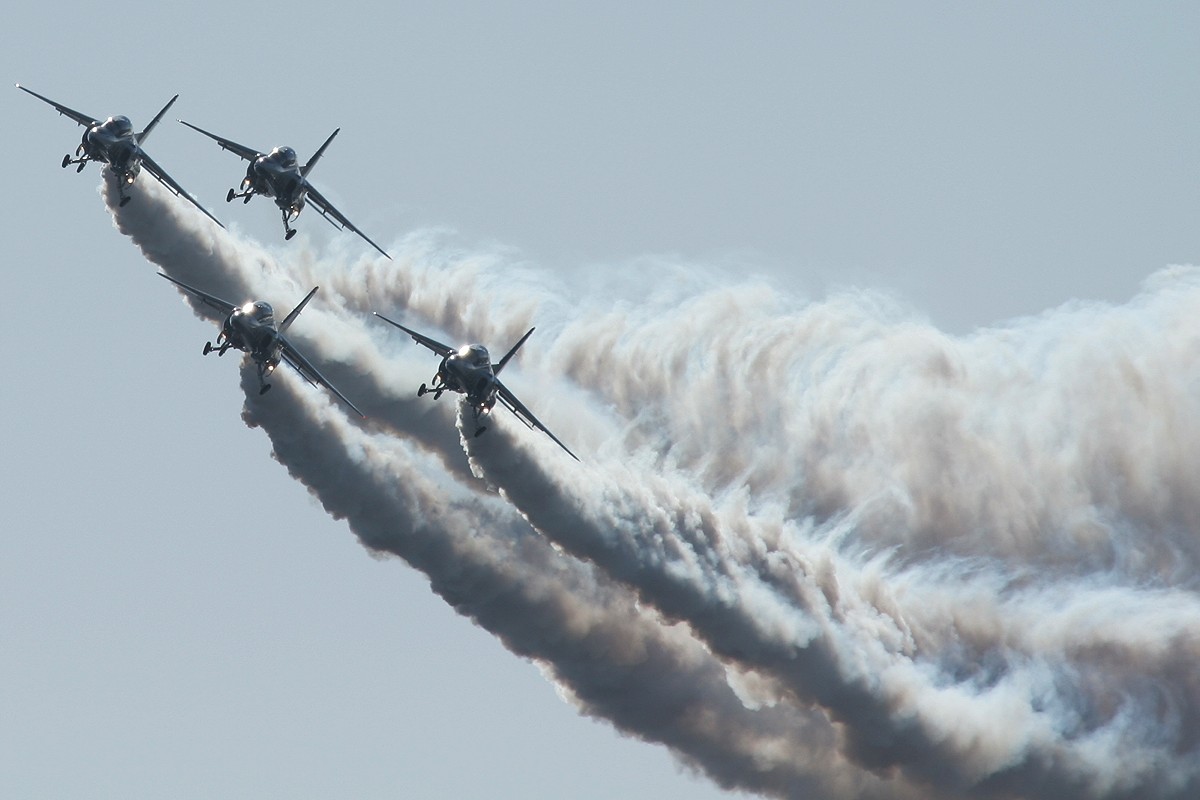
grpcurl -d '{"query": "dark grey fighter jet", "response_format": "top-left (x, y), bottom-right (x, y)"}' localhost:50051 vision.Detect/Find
top-left (178, 119), bottom-right (389, 259)
top-left (160, 273), bottom-right (364, 417)
top-left (16, 84), bottom-right (222, 226)
top-left (374, 312), bottom-right (577, 460)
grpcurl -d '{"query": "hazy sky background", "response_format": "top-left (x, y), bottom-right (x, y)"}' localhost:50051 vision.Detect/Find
top-left (3, 3), bottom-right (1198, 798)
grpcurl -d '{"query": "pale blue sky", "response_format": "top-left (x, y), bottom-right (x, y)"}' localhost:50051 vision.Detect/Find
top-left (3, 3), bottom-right (1198, 798)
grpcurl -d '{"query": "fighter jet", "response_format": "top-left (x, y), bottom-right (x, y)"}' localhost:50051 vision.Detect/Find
top-left (178, 119), bottom-right (390, 259)
top-left (160, 273), bottom-right (364, 417)
top-left (374, 312), bottom-right (578, 460)
top-left (16, 84), bottom-right (223, 226)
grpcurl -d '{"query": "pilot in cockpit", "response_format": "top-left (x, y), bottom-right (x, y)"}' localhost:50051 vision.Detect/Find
top-left (457, 344), bottom-right (490, 367)
top-left (103, 116), bottom-right (133, 137)
top-left (270, 146), bottom-right (298, 167)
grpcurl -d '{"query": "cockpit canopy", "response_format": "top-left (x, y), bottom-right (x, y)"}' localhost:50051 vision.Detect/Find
top-left (238, 300), bottom-right (274, 322)
top-left (102, 115), bottom-right (134, 138)
top-left (269, 146), bottom-right (298, 167)
top-left (457, 343), bottom-right (490, 366)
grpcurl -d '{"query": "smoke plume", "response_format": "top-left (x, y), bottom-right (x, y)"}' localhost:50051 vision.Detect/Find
top-left (107, 175), bottom-right (921, 799)
top-left (108, 173), bottom-right (1200, 798)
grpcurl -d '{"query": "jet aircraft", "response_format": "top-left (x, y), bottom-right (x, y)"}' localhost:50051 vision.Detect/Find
top-left (178, 119), bottom-right (390, 259)
top-left (374, 312), bottom-right (578, 460)
top-left (160, 273), bottom-right (364, 417)
top-left (16, 84), bottom-right (223, 226)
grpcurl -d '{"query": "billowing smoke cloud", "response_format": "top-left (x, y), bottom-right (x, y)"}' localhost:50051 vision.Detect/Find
top-left (107, 173), bottom-right (1200, 799)
top-left (107, 176), bottom-right (924, 800)
top-left (454, 268), bottom-right (1200, 797)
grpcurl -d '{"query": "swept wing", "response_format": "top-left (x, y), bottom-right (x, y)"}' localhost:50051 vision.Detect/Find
top-left (305, 183), bottom-right (390, 259)
top-left (141, 152), bottom-right (224, 228)
top-left (16, 84), bottom-right (99, 128)
top-left (157, 272), bottom-right (238, 314)
top-left (495, 380), bottom-right (579, 461)
top-left (178, 120), bottom-right (262, 162)
top-left (278, 337), bottom-right (365, 418)
top-left (373, 312), bottom-right (456, 357)
top-left (137, 95), bottom-right (177, 142)
top-left (494, 327), bottom-right (535, 375)
top-left (159, 274), bottom-right (363, 417)
top-left (301, 129), bottom-right (339, 178)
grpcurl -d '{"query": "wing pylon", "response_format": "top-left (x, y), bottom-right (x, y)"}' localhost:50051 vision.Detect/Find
top-left (373, 312), bottom-right (456, 357)
top-left (177, 120), bottom-right (263, 162)
top-left (15, 83), bottom-right (98, 128)
top-left (495, 380), bottom-right (579, 461)
top-left (157, 272), bottom-right (238, 314)
top-left (278, 337), bottom-right (365, 418)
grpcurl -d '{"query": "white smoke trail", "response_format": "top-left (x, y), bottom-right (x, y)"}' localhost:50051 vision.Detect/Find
top-left (105, 175), bottom-right (928, 800)
top-left (453, 269), bottom-right (1200, 797)
top-left (108, 172), bottom-right (1200, 798)
top-left (317, 206), bottom-right (1200, 800)
top-left (303, 218), bottom-right (1200, 795)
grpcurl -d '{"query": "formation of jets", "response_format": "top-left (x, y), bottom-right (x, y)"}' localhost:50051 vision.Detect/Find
top-left (17, 84), bottom-right (388, 259)
top-left (20, 84), bottom-right (577, 460)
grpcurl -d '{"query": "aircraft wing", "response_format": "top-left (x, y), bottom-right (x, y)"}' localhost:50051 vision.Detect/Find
top-left (178, 120), bottom-right (262, 162)
top-left (373, 312), bottom-right (456, 357)
top-left (16, 84), bottom-right (99, 128)
top-left (278, 336), bottom-right (365, 417)
top-left (140, 152), bottom-right (225, 229)
top-left (304, 183), bottom-right (391, 260)
top-left (157, 272), bottom-right (238, 315)
top-left (495, 380), bottom-right (580, 461)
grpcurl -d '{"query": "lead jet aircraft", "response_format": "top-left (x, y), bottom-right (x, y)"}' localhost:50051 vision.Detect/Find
top-left (374, 312), bottom-right (578, 460)
top-left (16, 84), bottom-right (223, 226)
top-left (160, 273), bottom-right (364, 417)
top-left (178, 119), bottom-right (390, 259)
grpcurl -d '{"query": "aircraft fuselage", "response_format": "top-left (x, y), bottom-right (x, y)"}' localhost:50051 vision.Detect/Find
top-left (436, 344), bottom-right (498, 412)
top-left (242, 147), bottom-right (306, 216)
top-left (82, 115), bottom-right (142, 181)
top-left (219, 301), bottom-right (283, 371)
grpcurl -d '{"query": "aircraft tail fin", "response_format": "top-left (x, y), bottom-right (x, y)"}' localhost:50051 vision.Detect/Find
top-left (138, 95), bottom-right (179, 141)
top-left (281, 287), bottom-right (319, 332)
top-left (493, 327), bottom-right (536, 375)
top-left (301, 129), bottom-right (340, 177)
